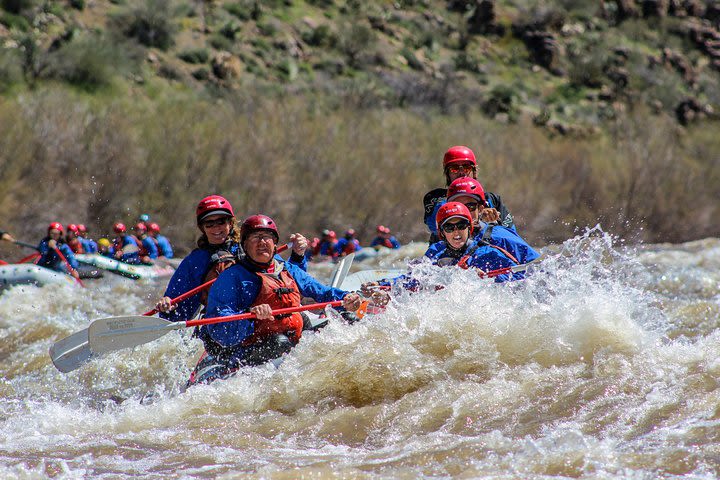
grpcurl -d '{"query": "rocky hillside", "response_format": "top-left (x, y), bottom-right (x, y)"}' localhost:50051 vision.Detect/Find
top-left (2, 0), bottom-right (720, 132)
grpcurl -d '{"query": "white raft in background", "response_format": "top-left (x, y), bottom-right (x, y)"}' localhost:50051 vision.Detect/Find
top-left (0, 264), bottom-right (78, 289)
top-left (75, 254), bottom-right (176, 280)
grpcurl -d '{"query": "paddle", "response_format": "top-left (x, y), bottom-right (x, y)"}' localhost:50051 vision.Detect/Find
top-left (88, 300), bottom-right (345, 354)
top-left (330, 252), bottom-right (355, 288)
top-left (11, 239), bottom-right (40, 251)
top-left (53, 246), bottom-right (84, 287)
top-left (50, 242), bottom-right (294, 372)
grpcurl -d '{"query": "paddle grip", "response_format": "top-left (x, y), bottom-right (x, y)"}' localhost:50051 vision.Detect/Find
top-left (185, 300), bottom-right (343, 328)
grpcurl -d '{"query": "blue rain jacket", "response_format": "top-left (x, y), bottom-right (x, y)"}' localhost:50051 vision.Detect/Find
top-left (155, 235), bottom-right (174, 258)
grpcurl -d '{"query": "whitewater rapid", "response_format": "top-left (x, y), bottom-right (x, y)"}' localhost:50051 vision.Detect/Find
top-left (1, 228), bottom-right (720, 478)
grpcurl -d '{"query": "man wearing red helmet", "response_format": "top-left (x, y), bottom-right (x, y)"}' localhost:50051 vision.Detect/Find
top-left (335, 228), bottom-right (363, 257)
top-left (191, 214), bottom-right (362, 384)
top-left (36, 222), bottom-right (80, 278)
top-left (423, 145), bottom-right (515, 244)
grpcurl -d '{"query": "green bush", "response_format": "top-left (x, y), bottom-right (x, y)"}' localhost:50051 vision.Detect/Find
top-left (338, 23), bottom-right (375, 67)
top-left (302, 24), bottom-right (335, 48)
top-left (112, 0), bottom-right (177, 50)
top-left (224, 1), bottom-right (253, 20)
top-left (178, 48), bottom-right (209, 64)
top-left (42, 33), bottom-right (131, 91)
top-left (0, 11), bottom-right (30, 30)
top-left (209, 33), bottom-right (234, 50)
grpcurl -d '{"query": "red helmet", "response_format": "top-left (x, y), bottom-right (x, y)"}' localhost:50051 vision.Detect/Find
top-left (148, 222), bottom-right (161, 233)
top-left (443, 145), bottom-right (477, 169)
top-left (48, 222), bottom-right (63, 233)
top-left (134, 222), bottom-right (147, 233)
top-left (196, 195), bottom-right (234, 224)
top-left (376, 225), bottom-right (385, 233)
top-left (113, 222), bottom-right (126, 234)
top-left (345, 229), bottom-right (356, 238)
top-left (436, 202), bottom-right (474, 237)
top-left (77, 224), bottom-right (87, 233)
top-left (447, 177), bottom-right (486, 204)
top-left (66, 223), bottom-right (79, 234)
top-left (241, 214), bottom-right (279, 243)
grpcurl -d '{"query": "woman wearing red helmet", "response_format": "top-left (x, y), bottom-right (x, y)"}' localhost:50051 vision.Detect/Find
top-left (131, 222), bottom-right (159, 264)
top-left (155, 196), bottom-right (309, 324)
top-left (36, 222), bottom-right (80, 278)
top-left (188, 213), bottom-right (361, 385)
top-left (422, 145), bottom-right (515, 244)
top-left (363, 202), bottom-right (527, 301)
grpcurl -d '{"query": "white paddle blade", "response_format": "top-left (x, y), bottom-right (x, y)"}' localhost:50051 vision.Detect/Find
top-left (330, 252), bottom-right (355, 289)
top-left (88, 315), bottom-right (183, 354)
top-left (49, 328), bottom-right (94, 373)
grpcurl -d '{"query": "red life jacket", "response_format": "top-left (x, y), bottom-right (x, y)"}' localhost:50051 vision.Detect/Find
top-left (132, 235), bottom-right (149, 257)
top-left (381, 238), bottom-right (393, 249)
top-left (68, 238), bottom-right (84, 254)
top-left (242, 265), bottom-right (303, 346)
top-left (343, 239), bottom-right (358, 255)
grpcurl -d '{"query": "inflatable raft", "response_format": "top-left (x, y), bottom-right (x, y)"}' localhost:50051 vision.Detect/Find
top-left (75, 254), bottom-right (176, 280)
top-left (0, 264), bottom-right (78, 289)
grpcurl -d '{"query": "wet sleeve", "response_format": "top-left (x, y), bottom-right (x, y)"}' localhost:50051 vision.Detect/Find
top-left (205, 268), bottom-right (258, 347)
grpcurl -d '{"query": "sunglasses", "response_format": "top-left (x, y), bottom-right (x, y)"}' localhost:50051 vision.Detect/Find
top-left (202, 217), bottom-right (229, 228)
top-left (246, 232), bottom-right (276, 243)
top-left (441, 220), bottom-right (470, 233)
top-left (463, 202), bottom-right (483, 212)
top-left (447, 164), bottom-right (474, 174)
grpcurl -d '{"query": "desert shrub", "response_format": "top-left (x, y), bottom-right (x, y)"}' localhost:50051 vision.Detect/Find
top-left (224, 1), bottom-right (253, 20)
top-left (0, 48), bottom-right (23, 92)
top-left (338, 23), bottom-right (376, 67)
top-left (112, 0), bottom-right (177, 50)
top-left (302, 24), bottom-right (335, 48)
top-left (42, 33), bottom-right (132, 91)
top-left (0, 11), bottom-right (30, 30)
top-left (219, 20), bottom-right (241, 40)
top-left (178, 48), bottom-right (209, 64)
top-left (483, 84), bottom-right (519, 119)
top-left (69, 0), bottom-right (85, 10)
top-left (209, 33), bottom-right (234, 50)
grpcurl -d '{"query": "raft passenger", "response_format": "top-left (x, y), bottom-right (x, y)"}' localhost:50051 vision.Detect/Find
top-left (193, 214), bottom-right (361, 385)
top-left (77, 224), bottom-right (98, 253)
top-left (370, 225), bottom-right (401, 249)
top-left (335, 229), bottom-right (362, 257)
top-left (423, 145), bottom-right (514, 244)
top-left (36, 222), bottom-right (80, 279)
top-left (111, 222), bottom-right (142, 264)
top-left (148, 222), bottom-right (174, 259)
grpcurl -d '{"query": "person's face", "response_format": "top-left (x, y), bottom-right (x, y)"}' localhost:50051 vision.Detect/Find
top-left (446, 163), bottom-right (475, 182)
top-left (452, 195), bottom-right (482, 223)
top-left (49, 229), bottom-right (61, 240)
top-left (200, 215), bottom-right (232, 245)
top-left (244, 231), bottom-right (276, 264)
top-left (440, 219), bottom-right (470, 249)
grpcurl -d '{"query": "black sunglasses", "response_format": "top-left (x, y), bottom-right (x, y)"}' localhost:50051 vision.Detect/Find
top-left (202, 217), bottom-right (229, 228)
top-left (441, 220), bottom-right (470, 233)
